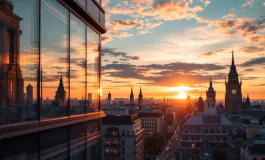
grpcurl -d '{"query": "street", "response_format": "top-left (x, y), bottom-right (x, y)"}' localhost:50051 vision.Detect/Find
top-left (157, 130), bottom-right (180, 160)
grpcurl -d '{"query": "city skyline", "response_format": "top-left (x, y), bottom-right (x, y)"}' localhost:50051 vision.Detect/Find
top-left (101, 0), bottom-right (265, 99)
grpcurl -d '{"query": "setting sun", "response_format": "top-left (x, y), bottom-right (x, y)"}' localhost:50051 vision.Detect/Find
top-left (177, 92), bottom-right (187, 99)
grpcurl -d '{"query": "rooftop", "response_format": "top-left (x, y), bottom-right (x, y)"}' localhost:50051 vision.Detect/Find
top-left (184, 115), bottom-right (232, 126)
top-left (102, 114), bottom-right (139, 125)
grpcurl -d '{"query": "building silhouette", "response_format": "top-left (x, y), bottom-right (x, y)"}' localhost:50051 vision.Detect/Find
top-left (225, 50), bottom-right (242, 114)
top-left (196, 96), bottom-right (204, 113)
top-left (26, 84), bottom-right (33, 105)
top-left (107, 91), bottom-right (111, 105)
top-left (130, 86), bottom-right (134, 104)
top-left (138, 86), bottom-right (143, 106)
top-left (52, 75), bottom-right (66, 106)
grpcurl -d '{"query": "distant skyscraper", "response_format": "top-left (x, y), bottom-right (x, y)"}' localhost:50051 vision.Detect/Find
top-left (107, 91), bottom-right (111, 105)
top-left (54, 75), bottom-right (66, 104)
top-left (130, 86), bottom-right (134, 104)
top-left (26, 84), bottom-right (33, 105)
top-left (225, 50), bottom-right (242, 114)
top-left (204, 77), bottom-right (217, 115)
top-left (138, 86), bottom-right (143, 106)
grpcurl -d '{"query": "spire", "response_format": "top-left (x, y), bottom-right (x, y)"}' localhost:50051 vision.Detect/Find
top-left (108, 90), bottom-right (111, 95)
top-left (232, 49), bottom-right (234, 66)
top-left (230, 49), bottom-right (237, 72)
top-left (139, 86), bottom-right (142, 97)
top-left (60, 75), bottom-right (63, 84)
top-left (130, 86), bottom-right (134, 96)
top-left (210, 76), bottom-right (212, 87)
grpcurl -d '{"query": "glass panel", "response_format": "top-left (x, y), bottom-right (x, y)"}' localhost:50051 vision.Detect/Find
top-left (40, 127), bottom-right (69, 160)
top-left (77, 0), bottom-right (86, 8)
top-left (41, 0), bottom-right (70, 119)
top-left (87, 138), bottom-right (100, 160)
top-left (70, 13), bottom-right (86, 115)
top-left (87, 27), bottom-right (100, 112)
top-left (0, 0), bottom-right (39, 125)
top-left (0, 133), bottom-right (39, 160)
top-left (100, 10), bottom-right (105, 28)
top-left (70, 122), bottom-right (86, 159)
top-left (87, 0), bottom-right (99, 22)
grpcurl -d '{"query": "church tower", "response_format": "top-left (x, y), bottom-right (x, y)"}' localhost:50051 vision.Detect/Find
top-left (138, 86), bottom-right (143, 106)
top-left (225, 50), bottom-right (242, 114)
top-left (130, 86), bottom-right (134, 104)
top-left (54, 75), bottom-right (66, 104)
top-left (204, 77), bottom-right (217, 115)
top-left (107, 91), bottom-right (111, 105)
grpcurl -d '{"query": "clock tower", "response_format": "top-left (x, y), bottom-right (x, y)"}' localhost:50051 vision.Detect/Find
top-left (225, 50), bottom-right (242, 114)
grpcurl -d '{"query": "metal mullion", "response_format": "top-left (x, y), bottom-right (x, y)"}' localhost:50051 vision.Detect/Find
top-left (68, 10), bottom-right (71, 160)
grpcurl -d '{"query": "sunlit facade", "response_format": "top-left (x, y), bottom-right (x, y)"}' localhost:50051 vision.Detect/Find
top-left (0, 0), bottom-right (105, 159)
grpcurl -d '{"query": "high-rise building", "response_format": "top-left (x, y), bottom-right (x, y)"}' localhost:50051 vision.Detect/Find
top-left (0, 0), bottom-right (106, 159)
top-left (130, 86), bottom-right (134, 105)
top-left (26, 84), bottom-right (33, 105)
top-left (204, 77), bottom-right (217, 115)
top-left (138, 86), bottom-right (143, 106)
top-left (225, 50), bottom-right (242, 114)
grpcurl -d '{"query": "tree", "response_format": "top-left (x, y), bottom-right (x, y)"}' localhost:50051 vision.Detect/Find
top-left (144, 133), bottom-right (166, 155)
top-left (212, 144), bottom-right (227, 160)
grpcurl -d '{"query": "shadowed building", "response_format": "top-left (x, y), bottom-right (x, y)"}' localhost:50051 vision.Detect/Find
top-left (26, 84), bottom-right (33, 105)
top-left (138, 86), bottom-right (143, 106)
top-left (130, 86), bottom-right (134, 105)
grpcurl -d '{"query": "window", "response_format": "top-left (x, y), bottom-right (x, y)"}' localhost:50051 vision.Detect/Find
top-left (87, 26), bottom-right (100, 112)
top-left (122, 148), bottom-right (125, 155)
top-left (40, 127), bottom-right (69, 159)
top-left (87, 0), bottom-right (99, 21)
top-left (70, 13), bottom-right (86, 115)
top-left (41, 0), bottom-right (69, 119)
top-left (70, 123), bottom-right (86, 159)
top-left (192, 143), bottom-right (195, 148)
top-left (0, 0), bottom-right (39, 125)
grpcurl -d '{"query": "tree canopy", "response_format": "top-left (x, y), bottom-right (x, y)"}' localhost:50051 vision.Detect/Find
top-left (144, 133), bottom-right (166, 155)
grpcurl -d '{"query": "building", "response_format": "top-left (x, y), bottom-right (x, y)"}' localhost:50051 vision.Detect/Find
top-left (204, 77), bottom-right (217, 115)
top-left (138, 87), bottom-right (143, 106)
top-left (108, 91), bottom-right (111, 105)
top-left (180, 79), bottom-right (233, 160)
top-left (130, 86), bottom-right (134, 105)
top-left (26, 83), bottom-right (33, 105)
top-left (103, 107), bottom-right (129, 116)
top-left (52, 75), bottom-right (66, 106)
top-left (0, 0), bottom-right (105, 159)
top-left (101, 114), bottom-right (144, 160)
top-left (196, 96), bottom-right (204, 113)
top-left (225, 50), bottom-right (242, 114)
top-left (227, 128), bottom-right (246, 160)
top-left (241, 128), bottom-right (265, 160)
top-left (138, 112), bottom-right (165, 136)
top-left (163, 112), bottom-right (177, 136)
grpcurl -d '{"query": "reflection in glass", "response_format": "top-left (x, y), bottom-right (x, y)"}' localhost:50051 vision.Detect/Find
top-left (70, 122), bottom-right (86, 159)
top-left (77, 0), bottom-right (86, 8)
top-left (41, 0), bottom-right (69, 119)
top-left (70, 13), bottom-right (86, 115)
top-left (87, 27), bottom-right (100, 112)
top-left (0, 0), bottom-right (39, 125)
top-left (87, 0), bottom-right (99, 22)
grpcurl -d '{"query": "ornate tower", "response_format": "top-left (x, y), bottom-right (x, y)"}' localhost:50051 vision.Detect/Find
top-left (0, 0), bottom-right (24, 108)
top-left (204, 77), bottom-right (217, 115)
top-left (107, 91), bottom-right (111, 105)
top-left (138, 86), bottom-right (143, 106)
top-left (225, 50), bottom-right (242, 114)
top-left (197, 96), bottom-right (204, 113)
top-left (54, 75), bottom-right (66, 104)
top-left (130, 86), bottom-right (134, 105)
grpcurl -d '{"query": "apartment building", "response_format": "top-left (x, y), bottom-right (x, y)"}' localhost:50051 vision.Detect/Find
top-left (101, 114), bottom-right (144, 160)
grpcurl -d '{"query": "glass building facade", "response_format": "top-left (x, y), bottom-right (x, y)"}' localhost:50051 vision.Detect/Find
top-left (0, 0), bottom-right (105, 159)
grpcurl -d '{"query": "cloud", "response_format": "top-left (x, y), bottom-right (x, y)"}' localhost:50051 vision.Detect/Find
top-left (244, 68), bottom-right (255, 72)
top-left (251, 84), bottom-right (265, 86)
top-left (222, 13), bottom-right (235, 19)
top-left (112, 20), bottom-right (142, 28)
top-left (201, 48), bottom-right (225, 56)
top-left (240, 57), bottom-right (265, 67)
top-left (102, 47), bottom-right (140, 61)
top-left (110, 32), bottom-right (133, 38)
top-left (101, 36), bottom-right (112, 44)
top-left (239, 46), bottom-right (264, 53)
top-left (241, 0), bottom-right (255, 8)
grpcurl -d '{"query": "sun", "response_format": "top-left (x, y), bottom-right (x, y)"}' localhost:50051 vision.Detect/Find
top-left (177, 92), bottom-right (187, 99)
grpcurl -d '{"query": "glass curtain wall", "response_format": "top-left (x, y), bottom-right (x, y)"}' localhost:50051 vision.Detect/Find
top-left (0, 0), bottom-right (101, 125)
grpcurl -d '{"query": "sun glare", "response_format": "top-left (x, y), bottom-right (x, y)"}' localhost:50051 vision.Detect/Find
top-left (169, 86), bottom-right (190, 92)
top-left (177, 92), bottom-right (187, 99)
